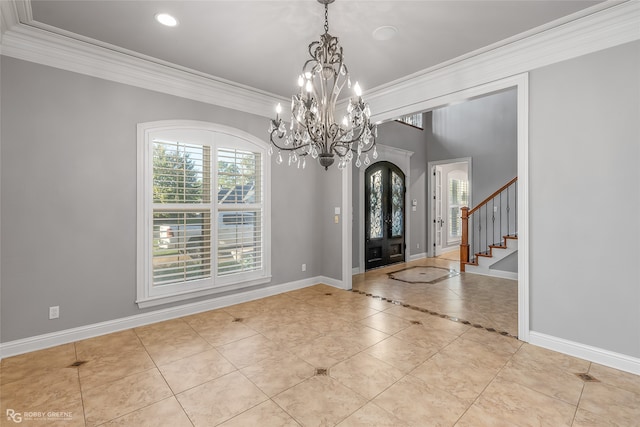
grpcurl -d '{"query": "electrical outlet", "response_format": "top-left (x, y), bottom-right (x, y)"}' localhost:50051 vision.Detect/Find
top-left (301, 263), bottom-right (307, 272)
top-left (49, 306), bottom-right (60, 319)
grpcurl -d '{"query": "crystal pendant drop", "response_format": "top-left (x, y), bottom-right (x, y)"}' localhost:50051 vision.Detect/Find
top-left (346, 150), bottom-right (353, 162)
top-left (288, 154), bottom-right (293, 166)
top-left (302, 157), bottom-right (306, 169)
top-left (364, 154), bottom-right (370, 166)
top-left (268, 121), bottom-right (275, 133)
top-left (292, 151), bottom-right (298, 163)
top-left (355, 157), bottom-right (362, 168)
top-left (267, 145), bottom-right (273, 156)
top-left (372, 146), bottom-right (378, 159)
top-left (276, 151), bottom-right (283, 165)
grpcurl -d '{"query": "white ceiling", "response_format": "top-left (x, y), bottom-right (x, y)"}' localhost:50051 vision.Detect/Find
top-left (25, 0), bottom-right (606, 98)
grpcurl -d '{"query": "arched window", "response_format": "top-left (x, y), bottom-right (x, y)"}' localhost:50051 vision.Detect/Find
top-left (136, 121), bottom-right (271, 308)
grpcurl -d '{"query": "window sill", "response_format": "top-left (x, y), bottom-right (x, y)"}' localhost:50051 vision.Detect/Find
top-left (136, 275), bottom-right (272, 309)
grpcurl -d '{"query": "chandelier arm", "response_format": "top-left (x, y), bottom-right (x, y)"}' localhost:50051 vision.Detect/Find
top-left (352, 142), bottom-right (376, 154)
top-left (269, 131), bottom-right (312, 153)
top-left (334, 123), bottom-right (367, 148)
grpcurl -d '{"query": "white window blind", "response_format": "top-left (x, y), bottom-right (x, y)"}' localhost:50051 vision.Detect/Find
top-left (137, 121), bottom-right (271, 308)
top-left (448, 177), bottom-right (468, 239)
top-left (152, 142), bottom-right (212, 287)
top-left (217, 148), bottom-right (263, 276)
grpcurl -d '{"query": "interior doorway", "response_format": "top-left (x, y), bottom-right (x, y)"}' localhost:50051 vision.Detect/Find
top-left (364, 161), bottom-right (406, 270)
top-left (428, 158), bottom-right (472, 258)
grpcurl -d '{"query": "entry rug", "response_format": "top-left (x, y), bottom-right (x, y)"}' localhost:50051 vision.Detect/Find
top-left (388, 266), bottom-right (458, 284)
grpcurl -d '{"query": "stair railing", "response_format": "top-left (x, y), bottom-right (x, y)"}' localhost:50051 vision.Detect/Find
top-left (460, 177), bottom-right (517, 272)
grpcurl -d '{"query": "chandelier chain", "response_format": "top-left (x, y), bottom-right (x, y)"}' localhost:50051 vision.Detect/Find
top-left (324, 4), bottom-right (329, 33)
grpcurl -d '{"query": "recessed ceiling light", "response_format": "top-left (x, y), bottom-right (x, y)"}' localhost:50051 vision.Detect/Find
top-left (155, 13), bottom-right (178, 27)
top-left (373, 26), bottom-right (398, 41)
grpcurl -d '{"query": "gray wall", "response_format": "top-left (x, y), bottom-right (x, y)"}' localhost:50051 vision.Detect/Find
top-left (529, 41), bottom-right (640, 357)
top-left (320, 165), bottom-right (344, 281)
top-left (425, 88), bottom-right (518, 207)
top-left (0, 57), bottom-right (335, 342)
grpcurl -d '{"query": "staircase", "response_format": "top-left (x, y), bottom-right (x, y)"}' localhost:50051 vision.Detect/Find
top-left (460, 177), bottom-right (518, 279)
top-left (464, 234), bottom-right (518, 279)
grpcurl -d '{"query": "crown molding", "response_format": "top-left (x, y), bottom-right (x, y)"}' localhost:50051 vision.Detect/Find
top-left (1, 1), bottom-right (638, 121)
top-left (0, 0), bottom-right (19, 41)
top-left (0, 14), bottom-right (285, 119)
top-left (368, 0), bottom-right (640, 123)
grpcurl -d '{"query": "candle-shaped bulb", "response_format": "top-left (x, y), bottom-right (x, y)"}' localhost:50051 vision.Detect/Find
top-left (306, 80), bottom-right (313, 93)
top-left (354, 82), bottom-right (362, 97)
top-left (276, 103), bottom-right (282, 115)
top-left (297, 75), bottom-right (304, 87)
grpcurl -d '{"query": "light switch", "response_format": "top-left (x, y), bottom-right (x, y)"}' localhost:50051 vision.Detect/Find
top-left (334, 207), bottom-right (341, 215)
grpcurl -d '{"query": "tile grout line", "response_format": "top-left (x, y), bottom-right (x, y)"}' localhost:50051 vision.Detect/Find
top-left (128, 325), bottom-right (196, 426)
top-left (570, 362), bottom-right (590, 426)
top-left (73, 342), bottom-right (89, 427)
top-left (451, 343), bottom-right (518, 425)
top-left (348, 288), bottom-right (518, 339)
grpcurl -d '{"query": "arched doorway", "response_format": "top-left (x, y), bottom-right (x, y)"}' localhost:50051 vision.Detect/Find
top-left (364, 161), bottom-right (406, 270)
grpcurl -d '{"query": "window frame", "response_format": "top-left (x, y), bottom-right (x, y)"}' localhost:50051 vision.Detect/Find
top-left (137, 120), bottom-right (271, 308)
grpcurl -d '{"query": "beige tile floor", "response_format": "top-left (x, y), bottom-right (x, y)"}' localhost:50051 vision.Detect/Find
top-left (354, 256), bottom-right (518, 337)
top-left (1, 263), bottom-right (639, 426)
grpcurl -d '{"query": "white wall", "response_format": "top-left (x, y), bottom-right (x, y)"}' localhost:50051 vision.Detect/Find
top-left (529, 40), bottom-right (640, 358)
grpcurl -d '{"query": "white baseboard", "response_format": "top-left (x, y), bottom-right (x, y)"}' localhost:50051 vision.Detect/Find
top-left (0, 277), bottom-right (327, 359)
top-left (352, 267), bottom-right (362, 276)
top-left (529, 331), bottom-right (640, 376)
top-left (409, 252), bottom-right (428, 262)
top-left (465, 268), bottom-right (518, 281)
top-left (316, 276), bottom-right (346, 290)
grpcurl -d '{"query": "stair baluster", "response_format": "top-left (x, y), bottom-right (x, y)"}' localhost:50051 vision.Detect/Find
top-left (460, 177), bottom-right (517, 272)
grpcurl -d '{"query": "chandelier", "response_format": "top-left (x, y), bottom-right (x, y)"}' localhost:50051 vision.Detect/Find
top-left (268, 0), bottom-right (378, 170)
